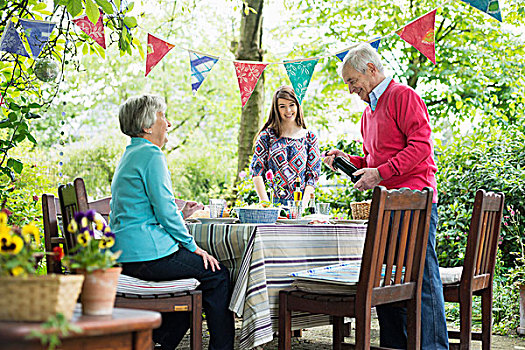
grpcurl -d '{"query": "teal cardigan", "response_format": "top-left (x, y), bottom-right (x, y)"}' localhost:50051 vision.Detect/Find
top-left (110, 137), bottom-right (197, 263)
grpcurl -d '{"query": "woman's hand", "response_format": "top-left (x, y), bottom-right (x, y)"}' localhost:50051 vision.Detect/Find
top-left (181, 201), bottom-right (205, 219)
top-left (323, 149), bottom-right (348, 171)
top-left (193, 247), bottom-right (221, 272)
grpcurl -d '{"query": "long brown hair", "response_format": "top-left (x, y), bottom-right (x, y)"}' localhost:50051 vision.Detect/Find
top-left (254, 86), bottom-right (306, 146)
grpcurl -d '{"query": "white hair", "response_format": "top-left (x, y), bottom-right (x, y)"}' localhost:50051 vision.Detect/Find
top-left (118, 94), bottom-right (166, 137)
top-left (338, 43), bottom-right (384, 76)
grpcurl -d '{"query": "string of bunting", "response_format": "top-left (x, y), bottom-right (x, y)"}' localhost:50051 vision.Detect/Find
top-left (0, 0), bottom-right (503, 109)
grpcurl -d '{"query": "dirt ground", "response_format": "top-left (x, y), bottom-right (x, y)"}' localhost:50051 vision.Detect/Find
top-left (177, 317), bottom-right (525, 349)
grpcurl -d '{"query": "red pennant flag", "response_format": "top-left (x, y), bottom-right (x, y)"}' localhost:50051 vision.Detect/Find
top-left (233, 62), bottom-right (268, 107)
top-left (73, 11), bottom-right (106, 49)
top-left (396, 10), bottom-right (436, 64)
top-left (0, 94), bottom-right (6, 108)
top-left (145, 34), bottom-right (174, 77)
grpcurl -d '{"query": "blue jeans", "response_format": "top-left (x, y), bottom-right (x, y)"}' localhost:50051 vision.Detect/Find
top-left (376, 204), bottom-right (449, 350)
top-left (121, 247), bottom-right (235, 350)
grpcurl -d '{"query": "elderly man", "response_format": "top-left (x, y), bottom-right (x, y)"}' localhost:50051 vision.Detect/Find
top-left (324, 43), bottom-right (449, 349)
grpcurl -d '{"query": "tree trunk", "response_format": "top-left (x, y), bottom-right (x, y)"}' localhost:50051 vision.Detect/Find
top-left (235, 0), bottom-right (264, 180)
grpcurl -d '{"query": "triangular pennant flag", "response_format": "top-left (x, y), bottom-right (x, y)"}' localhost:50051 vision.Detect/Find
top-left (335, 38), bottom-right (381, 62)
top-left (460, 0), bottom-right (502, 22)
top-left (19, 19), bottom-right (56, 58)
top-left (188, 50), bottom-right (219, 95)
top-left (284, 59), bottom-right (319, 104)
top-left (396, 10), bottom-right (436, 64)
top-left (73, 11), bottom-right (106, 49)
top-left (0, 19), bottom-right (30, 57)
top-left (0, 94), bottom-right (6, 108)
top-left (335, 50), bottom-right (348, 62)
top-left (233, 61), bottom-right (268, 108)
top-left (370, 37), bottom-right (381, 50)
top-left (145, 34), bottom-right (174, 77)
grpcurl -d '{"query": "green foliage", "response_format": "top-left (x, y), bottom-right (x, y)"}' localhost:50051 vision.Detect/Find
top-left (28, 313), bottom-right (82, 350)
top-left (435, 124), bottom-right (525, 269)
top-left (60, 136), bottom-right (125, 198)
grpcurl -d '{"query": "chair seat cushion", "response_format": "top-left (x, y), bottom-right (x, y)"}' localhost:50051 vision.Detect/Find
top-left (439, 266), bottom-right (463, 285)
top-left (117, 274), bottom-right (200, 296)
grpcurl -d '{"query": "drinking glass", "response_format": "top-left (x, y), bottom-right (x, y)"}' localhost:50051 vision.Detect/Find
top-left (209, 199), bottom-right (226, 218)
top-left (287, 200), bottom-right (302, 219)
top-left (316, 203), bottom-right (331, 216)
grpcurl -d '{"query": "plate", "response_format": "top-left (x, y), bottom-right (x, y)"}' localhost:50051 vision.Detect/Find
top-left (276, 218), bottom-right (315, 225)
top-left (196, 218), bottom-right (238, 224)
top-left (330, 219), bottom-right (367, 225)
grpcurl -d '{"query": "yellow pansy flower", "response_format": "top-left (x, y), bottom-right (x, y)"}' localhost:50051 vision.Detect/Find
top-left (9, 235), bottom-right (24, 255)
top-left (99, 236), bottom-right (115, 249)
top-left (104, 226), bottom-right (112, 234)
top-left (22, 222), bottom-right (40, 245)
top-left (11, 266), bottom-right (25, 276)
top-left (80, 217), bottom-right (89, 229)
top-left (67, 219), bottom-right (78, 233)
top-left (94, 213), bottom-right (105, 231)
top-left (77, 231), bottom-right (91, 246)
top-left (0, 230), bottom-right (13, 253)
top-left (0, 212), bottom-right (8, 226)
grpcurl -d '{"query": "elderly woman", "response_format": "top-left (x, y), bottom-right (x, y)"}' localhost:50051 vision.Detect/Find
top-left (110, 94), bottom-right (234, 350)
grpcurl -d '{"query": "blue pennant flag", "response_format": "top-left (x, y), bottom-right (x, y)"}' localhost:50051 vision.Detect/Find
top-left (370, 37), bottom-right (381, 50)
top-left (460, 0), bottom-right (502, 22)
top-left (19, 19), bottom-right (56, 58)
top-left (188, 50), bottom-right (219, 95)
top-left (0, 19), bottom-right (29, 57)
top-left (335, 50), bottom-right (348, 62)
top-left (335, 38), bottom-right (381, 62)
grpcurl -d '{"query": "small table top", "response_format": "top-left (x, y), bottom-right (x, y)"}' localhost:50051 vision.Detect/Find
top-left (0, 306), bottom-right (162, 341)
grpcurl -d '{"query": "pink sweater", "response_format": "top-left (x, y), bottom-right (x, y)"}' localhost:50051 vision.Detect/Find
top-left (348, 80), bottom-right (438, 203)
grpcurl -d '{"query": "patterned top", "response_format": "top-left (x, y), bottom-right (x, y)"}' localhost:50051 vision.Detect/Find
top-left (250, 128), bottom-right (321, 200)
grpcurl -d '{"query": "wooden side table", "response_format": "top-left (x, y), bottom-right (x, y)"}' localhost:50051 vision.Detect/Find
top-left (0, 306), bottom-right (161, 350)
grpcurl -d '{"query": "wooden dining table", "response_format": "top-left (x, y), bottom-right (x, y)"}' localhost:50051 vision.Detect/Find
top-left (0, 306), bottom-right (161, 350)
top-left (188, 221), bottom-right (367, 349)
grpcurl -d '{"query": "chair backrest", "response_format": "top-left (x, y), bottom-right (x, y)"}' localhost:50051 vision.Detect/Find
top-left (58, 177), bottom-right (111, 254)
top-left (43, 178), bottom-right (111, 273)
top-left (461, 189), bottom-right (504, 289)
top-left (42, 194), bottom-right (65, 273)
top-left (356, 186), bottom-right (433, 307)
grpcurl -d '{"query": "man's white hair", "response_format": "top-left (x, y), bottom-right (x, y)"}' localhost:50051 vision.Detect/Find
top-left (338, 43), bottom-right (384, 76)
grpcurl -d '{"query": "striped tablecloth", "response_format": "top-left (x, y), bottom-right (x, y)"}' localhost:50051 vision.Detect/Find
top-left (188, 223), bottom-right (367, 349)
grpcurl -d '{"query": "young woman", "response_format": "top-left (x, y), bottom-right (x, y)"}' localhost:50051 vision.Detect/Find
top-left (250, 86), bottom-right (321, 207)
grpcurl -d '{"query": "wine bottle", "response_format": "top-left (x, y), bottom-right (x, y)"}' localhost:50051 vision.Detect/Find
top-left (332, 156), bottom-right (362, 183)
top-left (305, 193), bottom-right (316, 215)
top-left (293, 178), bottom-right (302, 201)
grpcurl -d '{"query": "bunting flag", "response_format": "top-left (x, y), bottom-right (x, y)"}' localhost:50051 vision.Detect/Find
top-left (396, 10), bottom-right (436, 64)
top-left (145, 34), bottom-right (174, 77)
top-left (0, 19), bottom-right (30, 57)
top-left (233, 62), bottom-right (268, 108)
top-left (19, 19), bottom-right (56, 58)
top-left (0, 94), bottom-right (6, 108)
top-left (73, 11), bottom-right (106, 49)
top-left (460, 0), bottom-right (502, 22)
top-left (284, 59), bottom-right (319, 104)
top-left (188, 50), bottom-right (219, 95)
top-left (335, 38), bottom-right (381, 62)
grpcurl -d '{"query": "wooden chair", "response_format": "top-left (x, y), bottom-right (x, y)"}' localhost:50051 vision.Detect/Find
top-left (441, 189), bottom-right (504, 350)
top-left (43, 177), bottom-right (203, 350)
top-left (279, 186), bottom-right (434, 350)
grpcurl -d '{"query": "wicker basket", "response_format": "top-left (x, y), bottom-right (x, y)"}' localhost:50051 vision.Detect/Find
top-left (0, 274), bottom-right (84, 322)
top-left (235, 208), bottom-right (280, 224)
top-left (350, 201), bottom-right (371, 220)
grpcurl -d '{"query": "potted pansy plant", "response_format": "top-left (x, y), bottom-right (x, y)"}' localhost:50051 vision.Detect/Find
top-left (63, 210), bottom-right (121, 316)
top-left (265, 169), bottom-right (286, 206)
top-left (0, 211), bottom-right (84, 322)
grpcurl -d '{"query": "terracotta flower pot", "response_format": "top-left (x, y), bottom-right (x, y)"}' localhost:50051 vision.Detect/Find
top-left (80, 266), bottom-right (122, 316)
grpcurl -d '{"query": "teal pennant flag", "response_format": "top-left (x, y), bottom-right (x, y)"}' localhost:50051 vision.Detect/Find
top-left (284, 59), bottom-right (319, 104)
top-left (460, 0), bottom-right (502, 22)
